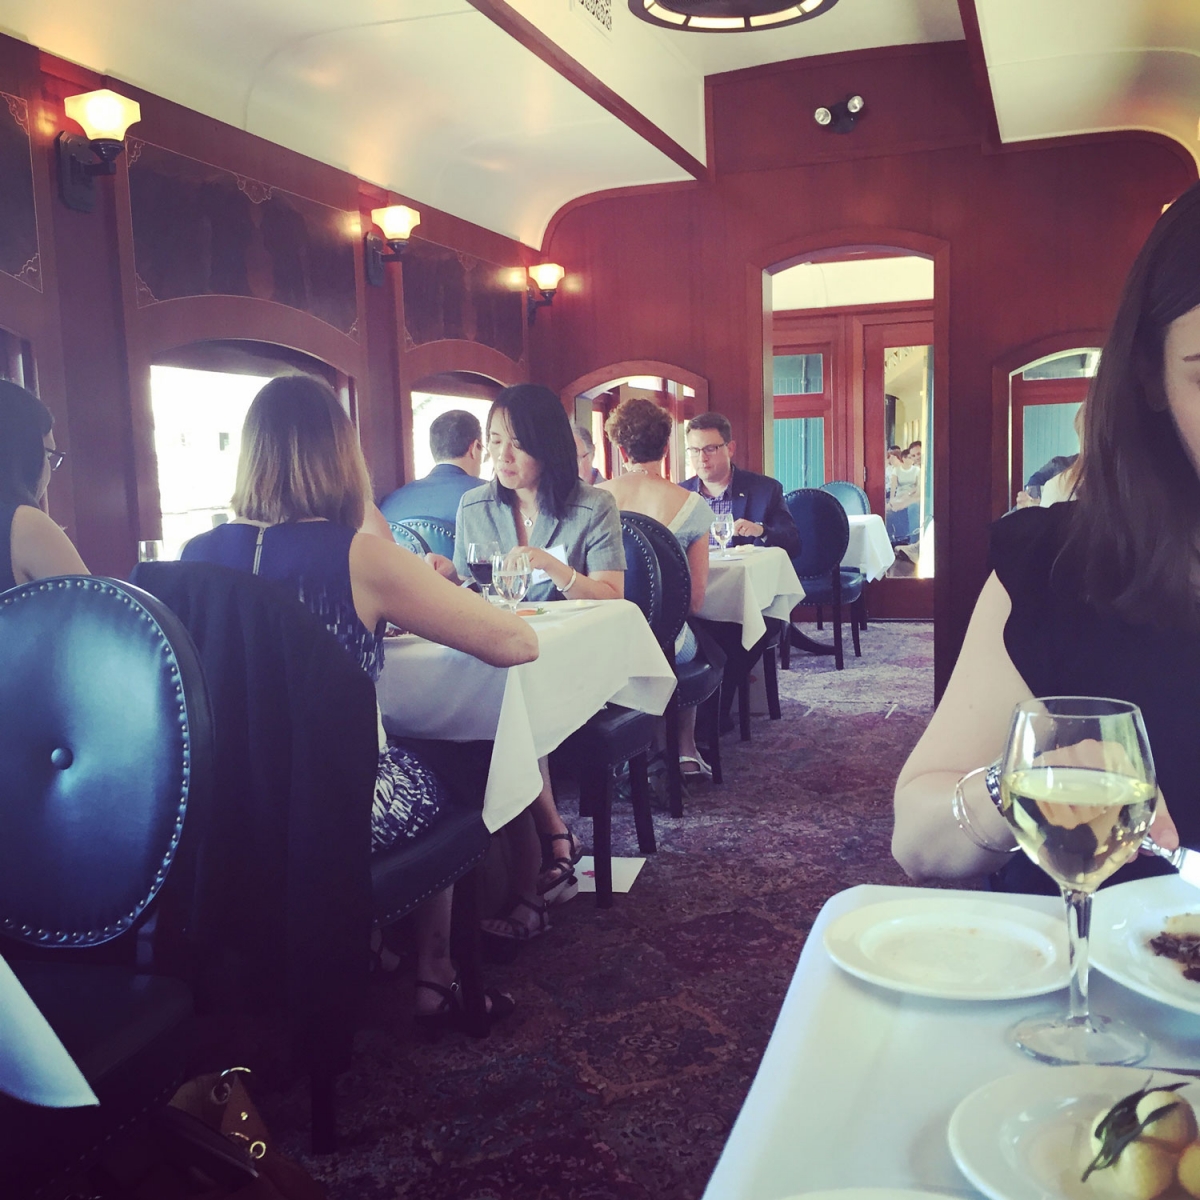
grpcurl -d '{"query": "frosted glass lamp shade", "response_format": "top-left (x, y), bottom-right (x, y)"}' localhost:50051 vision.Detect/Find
top-left (64, 90), bottom-right (141, 142)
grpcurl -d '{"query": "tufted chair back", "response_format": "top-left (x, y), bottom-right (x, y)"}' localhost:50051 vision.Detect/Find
top-left (820, 480), bottom-right (871, 516)
top-left (394, 516), bottom-right (455, 559)
top-left (620, 518), bottom-right (662, 630)
top-left (389, 521), bottom-right (430, 555)
top-left (0, 575), bottom-right (213, 951)
top-left (620, 510), bottom-right (689, 658)
top-left (785, 488), bottom-right (851, 580)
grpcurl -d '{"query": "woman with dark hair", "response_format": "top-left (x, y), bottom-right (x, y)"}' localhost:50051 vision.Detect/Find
top-left (598, 396), bottom-right (713, 776)
top-left (182, 374), bottom-right (538, 1027)
top-left (445, 384), bottom-right (625, 941)
top-left (891, 185), bottom-right (1200, 889)
top-left (0, 380), bottom-right (87, 590)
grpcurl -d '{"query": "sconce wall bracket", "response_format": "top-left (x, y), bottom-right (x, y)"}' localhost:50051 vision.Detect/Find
top-left (56, 132), bottom-right (124, 212)
top-left (365, 232), bottom-right (411, 287)
top-left (528, 289), bottom-right (555, 325)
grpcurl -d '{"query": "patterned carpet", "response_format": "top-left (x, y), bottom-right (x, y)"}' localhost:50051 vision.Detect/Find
top-left (262, 621), bottom-right (935, 1199)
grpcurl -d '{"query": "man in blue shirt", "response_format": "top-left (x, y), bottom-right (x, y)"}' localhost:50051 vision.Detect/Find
top-left (379, 410), bottom-right (483, 523)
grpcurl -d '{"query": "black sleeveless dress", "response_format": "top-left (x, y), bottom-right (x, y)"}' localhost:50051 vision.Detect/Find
top-left (0, 500), bottom-right (20, 593)
top-left (990, 504), bottom-right (1195, 892)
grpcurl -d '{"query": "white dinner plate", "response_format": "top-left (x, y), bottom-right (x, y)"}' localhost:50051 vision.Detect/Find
top-left (823, 897), bottom-right (1069, 1000)
top-left (778, 1191), bottom-right (954, 1200)
top-left (948, 1065), bottom-right (1200, 1200)
top-left (1092, 874), bottom-right (1200, 1016)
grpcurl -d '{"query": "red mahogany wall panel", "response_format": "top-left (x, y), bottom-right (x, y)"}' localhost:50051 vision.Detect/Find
top-left (532, 41), bottom-right (1196, 691)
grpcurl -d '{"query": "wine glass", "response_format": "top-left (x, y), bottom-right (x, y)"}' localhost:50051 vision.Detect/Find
top-left (466, 541), bottom-right (500, 599)
top-left (711, 514), bottom-right (735, 559)
top-left (492, 550), bottom-right (531, 611)
top-left (999, 696), bottom-right (1157, 1065)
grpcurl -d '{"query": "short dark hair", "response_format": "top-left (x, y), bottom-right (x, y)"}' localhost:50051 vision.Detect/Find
top-left (606, 396), bottom-right (672, 463)
top-left (686, 412), bottom-right (733, 444)
top-left (0, 380), bottom-right (52, 506)
top-left (907, 440), bottom-right (923, 451)
top-left (430, 409), bottom-right (481, 461)
top-left (1064, 178), bottom-right (1200, 628)
top-left (487, 384), bottom-right (579, 520)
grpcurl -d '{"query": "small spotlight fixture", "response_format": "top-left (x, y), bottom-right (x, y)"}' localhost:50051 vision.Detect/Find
top-left (365, 205), bottom-right (421, 287)
top-left (814, 94), bottom-right (865, 134)
top-left (527, 263), bottom-right (565, 325)
top-left (57, 88), bottom-right (141, 212)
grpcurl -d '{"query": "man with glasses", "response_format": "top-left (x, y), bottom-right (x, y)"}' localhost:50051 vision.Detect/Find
top-left (682, 412), bottom-right (799, 557)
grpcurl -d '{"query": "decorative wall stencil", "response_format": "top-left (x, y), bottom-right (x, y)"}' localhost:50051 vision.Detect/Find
top-left (0, 90), bottom-right (40, 291)
top-left (402, 239), bottom-right (524, 363)
top-left (127, 140), bottom-right (357, 335)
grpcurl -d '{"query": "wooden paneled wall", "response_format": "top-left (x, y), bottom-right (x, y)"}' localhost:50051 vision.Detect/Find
top-left (0, 34), bottom-right (531, 579)
top-left (530, 41), bottom-right (1197, 690)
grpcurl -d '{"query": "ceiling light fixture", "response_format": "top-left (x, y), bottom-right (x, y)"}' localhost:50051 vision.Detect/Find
top-left (365, 205), bottom-right (421, 287)
top-left (57, 88), bottom-right (141, 212)
top-left (528, 263), bottom-right (565, 325)
top-left (814, 94), bottom-right (864, 134)
top-left (629, 0), bottom-right (837, 32)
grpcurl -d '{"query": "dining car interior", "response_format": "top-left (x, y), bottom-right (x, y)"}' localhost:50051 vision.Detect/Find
top-left (6, 1), bottom-right (1200, 1198)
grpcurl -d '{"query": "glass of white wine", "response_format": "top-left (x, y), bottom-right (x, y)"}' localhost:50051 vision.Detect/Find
top-left (1000, 696), bottom-right (1157, 1066)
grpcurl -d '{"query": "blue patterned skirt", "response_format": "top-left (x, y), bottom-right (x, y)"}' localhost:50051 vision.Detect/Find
top-left (371, 741), bottom-right (447, 851)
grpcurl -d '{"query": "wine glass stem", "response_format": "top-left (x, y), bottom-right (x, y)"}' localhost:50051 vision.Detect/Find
top-left (1062, 886), bottom-right (1093, 1026)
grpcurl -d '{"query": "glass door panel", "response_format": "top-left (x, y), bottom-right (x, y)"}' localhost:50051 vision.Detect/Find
top-left (773, 417), bottom-right (825, 490)
top-left (881, 343), bottom-right (933, 578)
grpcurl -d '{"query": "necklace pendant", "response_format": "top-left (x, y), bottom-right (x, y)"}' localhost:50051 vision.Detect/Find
top-left (523, 515), bottom-right (534, 529)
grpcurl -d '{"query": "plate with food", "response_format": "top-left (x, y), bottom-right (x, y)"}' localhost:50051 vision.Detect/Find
top-left (823, 896), bottom-right (1070, 1000)
top-left (513, 606), bottom-right (550, 619)
top-left (1092, 876), bottom-right (1200, 1017)
top-left (948, 1066), bottom-right (1200, 1200)
top-left (778, 1191), bottom-right (953, 1199)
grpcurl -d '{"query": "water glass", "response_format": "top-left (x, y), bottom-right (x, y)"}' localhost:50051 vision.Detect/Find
top-left (711, 514), bottom-right (735, 558)
top-left (492, 551), bottom-right (531, 609)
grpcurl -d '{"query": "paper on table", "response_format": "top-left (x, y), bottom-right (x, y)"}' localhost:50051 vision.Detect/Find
top-left (530, 544), bottom-right (568, 584)
top-left (575, 855), bottom-right (645, 893)
top-left (0, 954), bottom-right (97, 1107)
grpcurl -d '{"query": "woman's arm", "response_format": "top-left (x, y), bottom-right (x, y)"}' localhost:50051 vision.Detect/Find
top-left (686, 535), bottom-right (708, 612)
top-left (519, 546), bottom-right (623, 600)
top-left (10, 506), bottom-right (88, 583)
top-left (349, 533), bottom-right (538, 667)
top-left (892, 571), bottom-right (1031, 881)
top-left (360, 503), bottom-right (396, 541)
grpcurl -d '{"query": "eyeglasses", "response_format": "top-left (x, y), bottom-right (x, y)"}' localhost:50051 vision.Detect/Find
top-left (46, 449), bottom-right (65, 471)
top-left (686, 443), bottom-right (727, 460)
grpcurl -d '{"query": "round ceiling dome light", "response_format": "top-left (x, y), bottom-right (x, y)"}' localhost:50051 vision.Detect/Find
top-left (629, 0), bottom-right (838, 33)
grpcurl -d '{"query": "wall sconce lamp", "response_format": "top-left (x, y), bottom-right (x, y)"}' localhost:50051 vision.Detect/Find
top-left (365, 205), bottom-right (421, 287)
top-left (527, 263), bottom-right (565, 324)
top-left (814, 94), bottom-right (864, 134)
top-left (57, 88), bottom-right (141, 212)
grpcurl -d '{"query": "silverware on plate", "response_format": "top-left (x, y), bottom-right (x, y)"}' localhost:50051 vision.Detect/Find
top-left (1141, 838), bottom-right (1200, 888)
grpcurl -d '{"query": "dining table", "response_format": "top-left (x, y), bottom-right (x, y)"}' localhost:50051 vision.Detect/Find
top-left (697, 545), bottom-right (806, 650)
top-left (375, 597), bottom-right (677, 832)
top-left (702, 881), bottom-right (1200, 1200)
top-left (845, 512), bottom-right (896, 582)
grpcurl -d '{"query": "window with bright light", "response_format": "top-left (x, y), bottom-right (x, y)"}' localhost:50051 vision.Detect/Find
top-left (410, 392), bottom-right (494, 481)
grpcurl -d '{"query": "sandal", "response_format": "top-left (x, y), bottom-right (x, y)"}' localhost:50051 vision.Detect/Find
top-left (480, 897), bottom-right (551, 941)
top-left (414, 975), bottom-right (515, 1034)
top-left (542, 872), bottom-right (579, 907)
top-left (679, 754), bottom-right (713, 780)
top-left (537, 829), bottom-right (583, 895)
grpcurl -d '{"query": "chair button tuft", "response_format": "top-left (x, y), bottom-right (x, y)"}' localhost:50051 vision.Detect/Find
top-left (50, 746), bottom-right (73, 770)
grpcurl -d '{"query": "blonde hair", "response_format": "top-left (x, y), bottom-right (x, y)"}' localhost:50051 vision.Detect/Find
top-left (232, 375), bottom-right (370, 529)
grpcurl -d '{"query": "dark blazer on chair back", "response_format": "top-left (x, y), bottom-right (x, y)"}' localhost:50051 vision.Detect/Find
top-left (681, 465), bottom-right (801, 557)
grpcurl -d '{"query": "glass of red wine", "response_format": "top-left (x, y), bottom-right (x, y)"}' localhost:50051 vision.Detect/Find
top-left (467, 541), bottom-right (501, 600)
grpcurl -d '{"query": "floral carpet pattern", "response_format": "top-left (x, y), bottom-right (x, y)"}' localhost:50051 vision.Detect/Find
top-left (263, 621), bottom-right (935, 1200)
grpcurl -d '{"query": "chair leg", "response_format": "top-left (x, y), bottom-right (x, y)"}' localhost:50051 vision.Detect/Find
top-left (629, 751), bottom-right (656, 854)
top-left (310, 1068), bottom-right (338, 1155)
top-left (737, 671), bottom-right (752, 741)
top-left (816, 605), bottom-right (824, 631)
top-left (851, 606), bottom-right (862, 658)
top-left (764, 645), bottom-right (781, 720)
top-left (450, 868), bottom-right (488, 1038)
top-left (592, 770), bottom-right (613, 909)
top-left (705, 694), bottom-right (723, 785)
top-left (856, 591), bottom-right (868, 632)
top-left (664, 693), bottom-right (683, 819)
top-left (832, 568), bottom-right (844, 671)
top-left (779, 624), bottom-right (791, 670)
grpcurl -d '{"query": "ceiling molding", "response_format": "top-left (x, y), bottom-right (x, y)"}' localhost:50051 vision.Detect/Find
top-left (466, 0), bottom-right (708, 181)
top-left (541, 179), bottom-right (699, 253)
top-left (954, 0), bottom-right (1000, 148)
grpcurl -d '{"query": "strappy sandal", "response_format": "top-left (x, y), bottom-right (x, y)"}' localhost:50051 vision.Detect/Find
top-left (480, 897), bottom-right (551, 941)
top-left (679, 754), bottom-right (713, 780)
top-left (414, 975), bottom-right (515, 1034)
top-left (537, 830), bottom-right (583, 895)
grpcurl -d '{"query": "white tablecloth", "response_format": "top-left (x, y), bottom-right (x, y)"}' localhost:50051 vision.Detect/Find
top-left (376, 599), bottom-right (676, 832)
top-left (702, 884), bottom-right (1200, 1200)
top-left (845, 513), bottom-right (895, 582)
top-left (697, 546), bottom-right (805, 649)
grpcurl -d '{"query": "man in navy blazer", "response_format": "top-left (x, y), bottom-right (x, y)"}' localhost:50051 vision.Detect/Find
top-left (681, 412), bottom-right (801, 558)
top-left (379, 409), bottom-right (483, 524)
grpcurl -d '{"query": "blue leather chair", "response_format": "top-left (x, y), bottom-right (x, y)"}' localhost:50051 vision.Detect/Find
top-left (820, 480), bottom-right (870, 516)
top-left (389, 521), bottom-right (430, 555)
top-left (393, 516), bottom-right (455, 559)
top-left (0, 576), bottom-right (214, 1197)
top-left (620, 511), bottom-right (725, 815)
top-left (783, 488), bottom-right (864, 670)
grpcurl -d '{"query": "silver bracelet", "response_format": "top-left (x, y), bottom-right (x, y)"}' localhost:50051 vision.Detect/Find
top-left (952, 763), bottom-right (1019, 854)
top-left (561, 568), bottom-right (578, 594)
top-left (984, 760), bottom-right (1004, 810)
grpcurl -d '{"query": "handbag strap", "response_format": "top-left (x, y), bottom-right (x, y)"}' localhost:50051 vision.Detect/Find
top-left (252, 527), bottom-right (266, 576)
